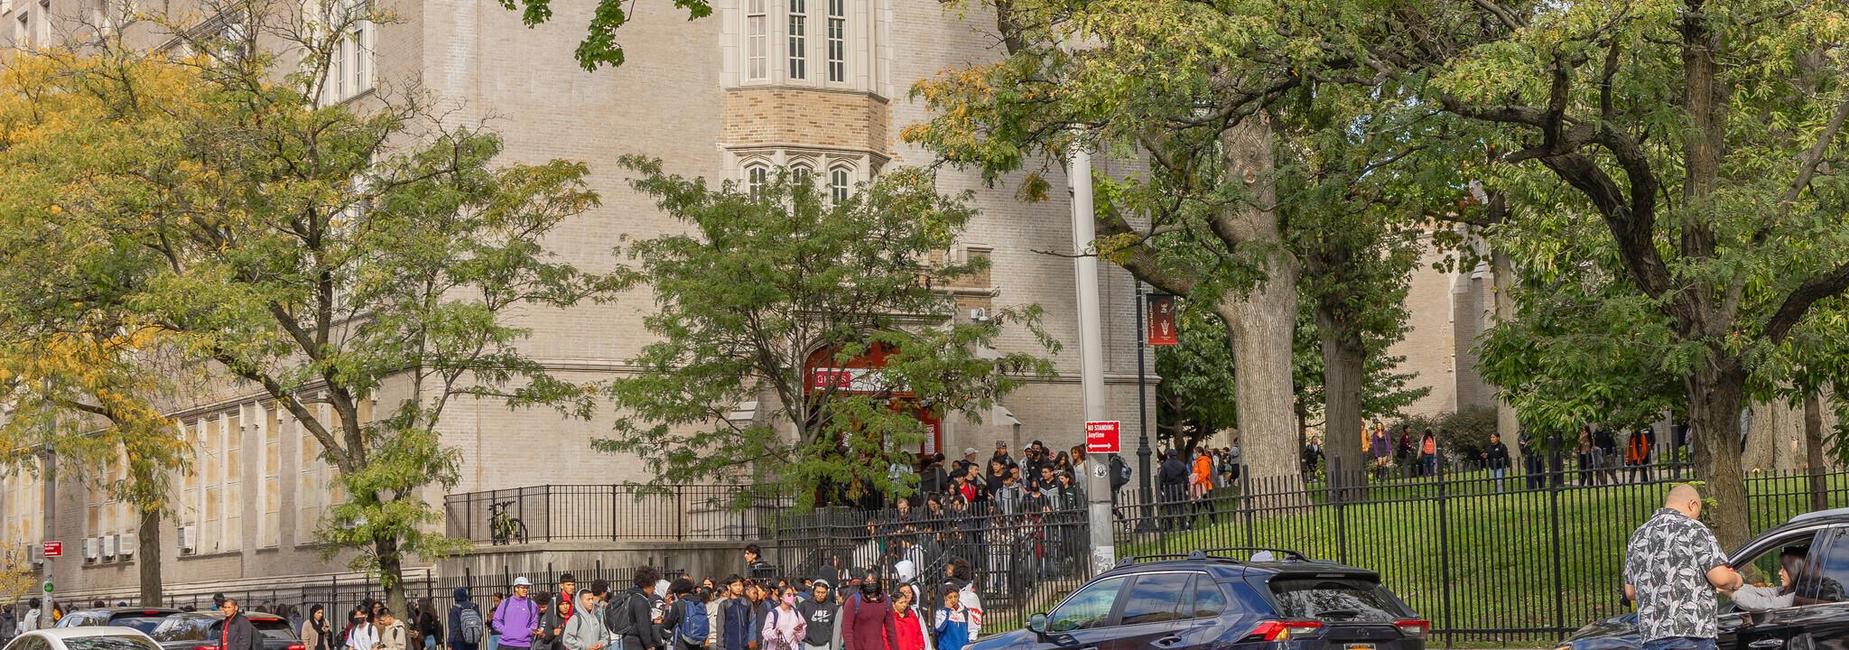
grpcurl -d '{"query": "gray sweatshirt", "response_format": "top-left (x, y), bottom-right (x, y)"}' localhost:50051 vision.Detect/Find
top-left (564, 599), bottom-right (608, 650)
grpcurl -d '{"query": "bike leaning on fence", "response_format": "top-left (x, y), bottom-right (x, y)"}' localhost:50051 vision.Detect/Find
top-left (490, 500), bottom-right (528, 545)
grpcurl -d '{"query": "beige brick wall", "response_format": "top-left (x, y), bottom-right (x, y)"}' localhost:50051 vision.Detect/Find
top-left (722, 87), bottom-right (891, 154)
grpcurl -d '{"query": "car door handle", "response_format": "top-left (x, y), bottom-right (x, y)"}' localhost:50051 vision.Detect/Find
top-left (1748, 640), bottom-right (1785, 649)
top-left (1153, 637), bottom-right (1185, 648)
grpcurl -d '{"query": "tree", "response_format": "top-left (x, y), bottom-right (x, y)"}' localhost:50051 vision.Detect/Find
top-left (902, 0), bottom-right (1331, 491)
top-left (1383, 0), bottom-right (1849, 546)
top-left (595, 158), bottom-right (1055, 505)
top-left (0, 5), bottom-right (619, 613)
top-left (0, 52), bottom-right (205, 608)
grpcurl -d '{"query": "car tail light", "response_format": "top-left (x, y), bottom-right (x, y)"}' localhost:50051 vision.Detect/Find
top-left (193, 645), bottom-right (216, 650)
top-left (1246, 620), bottom-right (1325, 642)
top-left (287, 644), bottom-right (306, 650)
top-left (1394, 619), bottom-right (1431, 638)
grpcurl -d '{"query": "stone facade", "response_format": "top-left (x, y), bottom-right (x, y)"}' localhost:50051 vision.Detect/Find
top-left (5, 0), bottom-right (1155, 601)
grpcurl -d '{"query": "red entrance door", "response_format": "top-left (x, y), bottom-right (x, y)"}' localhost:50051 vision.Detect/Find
top-left (803, 343), bottom-right (943, 455)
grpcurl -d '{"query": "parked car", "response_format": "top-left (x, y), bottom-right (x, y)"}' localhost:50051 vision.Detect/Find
top-left (55, 609), bottom-right (182, 635)
top-left (1557, 507), bottom-right (1849, 650)
top-left (146, 612), bottom-right (302, 650)
top-left (970, 548), bottom-right (1430, 650)
top-left (3, 626), bottom-right (162, 650)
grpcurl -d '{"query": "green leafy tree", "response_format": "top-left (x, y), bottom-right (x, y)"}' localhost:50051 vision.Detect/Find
top-left (596, 158), bottom-right (1056, 505)
top-left (0, 6), bottom-right (619, 613)
top-left (1385, 0), bottom-right (1849, 546)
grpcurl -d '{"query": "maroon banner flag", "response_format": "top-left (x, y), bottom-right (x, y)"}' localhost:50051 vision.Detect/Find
top-left (1147, 294), bottom-right (1179, 346)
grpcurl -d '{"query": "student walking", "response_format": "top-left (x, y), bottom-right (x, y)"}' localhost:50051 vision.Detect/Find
top-left (449, 590), bottom-right (485, 650)
top-left (494, 579), bottom-right (542, 650)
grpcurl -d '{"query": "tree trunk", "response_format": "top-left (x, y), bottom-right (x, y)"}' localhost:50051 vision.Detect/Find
top-left (137, 507), bottom-right (162, 606)
top-left (376, 532), bottom-right (407, 618)
top-left (1211, 116), bottom-right (1304, 501)
top-left (1685, 358), bottom-right (1751, 550)
top-left (1742, 402), bottom-right (1781, 472)
top-left (1489, 248), bottom-right (1522, 470)
top-left (1316, 310), bottom-right (1366, 502)
top-left (1804, 391), bottom-right (1827, 512)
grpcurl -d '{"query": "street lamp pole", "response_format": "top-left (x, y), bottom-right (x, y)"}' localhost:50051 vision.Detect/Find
top-left (1134, 282), bottom-right (1154, 516)
top-left (1070, 143), bottom-right (1116, 575)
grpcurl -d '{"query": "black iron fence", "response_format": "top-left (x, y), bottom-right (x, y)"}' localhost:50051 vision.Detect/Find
top-left (443, 484), bottom-right (791, 544)
top-left (766, 458), bottom-right (1849, 647)
top-left (151, 564), bottom-right (683, 623)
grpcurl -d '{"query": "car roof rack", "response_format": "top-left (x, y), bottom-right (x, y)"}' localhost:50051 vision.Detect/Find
top-left (1115, 547), bottom-right (1310, 567)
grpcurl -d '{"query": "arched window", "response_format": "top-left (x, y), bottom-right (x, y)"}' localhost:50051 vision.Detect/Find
top-left (746, 163), bottom-right (770, 198)
top-left (791, 163), bottom-right (815, 185)
top-left (829, 166), bottom-right (852, 204)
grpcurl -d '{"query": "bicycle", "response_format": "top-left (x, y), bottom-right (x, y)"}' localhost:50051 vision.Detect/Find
top-left (489, 500), bottom-right (528, 545)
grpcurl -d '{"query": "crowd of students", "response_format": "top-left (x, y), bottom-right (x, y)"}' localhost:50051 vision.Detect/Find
top-left (313, 557), bottom-right (987, 650)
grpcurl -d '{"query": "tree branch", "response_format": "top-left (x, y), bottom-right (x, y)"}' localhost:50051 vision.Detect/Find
top-left (1766, 262), bottom-right (1849, 343)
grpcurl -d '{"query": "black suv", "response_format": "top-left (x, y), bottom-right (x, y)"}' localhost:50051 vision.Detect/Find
top-left (1559, 507), bottom-right (1849, 650)
top-left (975, 548), bottom-right (1430, 650)
top-left (54, 608), bottom-right (181, 634)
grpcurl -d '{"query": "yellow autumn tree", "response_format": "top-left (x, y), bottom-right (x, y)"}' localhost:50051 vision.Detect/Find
top-left (0, 49), bottom-right (206, 607)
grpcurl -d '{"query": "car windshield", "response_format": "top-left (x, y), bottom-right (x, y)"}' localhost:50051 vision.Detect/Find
top-left (108, 617), bottom-right (173, 634)
top-left (1268, 578), bottom-right (1407, 622)
top-left (251, 618), bottom-right (297, 641)
top-left (62, 636), bottom-right (161, 650)
top-left (151, 618), bottom-right (213, 642)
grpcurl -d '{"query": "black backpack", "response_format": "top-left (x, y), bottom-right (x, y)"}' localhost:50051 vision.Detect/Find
top-left (604, 592), bottom-right (639, 639)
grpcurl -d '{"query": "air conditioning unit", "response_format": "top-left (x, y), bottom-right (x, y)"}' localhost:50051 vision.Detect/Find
top-left (103, 534), bottom-right (118, 558)
top-left (28, 544), bottom-right (43, 566)
top-left (119, 532), bottom-right (137, 557)
top-left (178, 525), bottom-right (196, 553)
top-left (969, 307), bottom-right (990, 322)
top-left (83, 537), bottom-right (100, 561)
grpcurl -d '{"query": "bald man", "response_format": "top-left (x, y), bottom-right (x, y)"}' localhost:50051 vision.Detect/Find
top-left (1623, 485), bottom-right (1743, 650)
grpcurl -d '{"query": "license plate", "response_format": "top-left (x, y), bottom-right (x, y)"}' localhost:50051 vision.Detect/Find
top-left (1345, 644), bottom-right (1375, 650)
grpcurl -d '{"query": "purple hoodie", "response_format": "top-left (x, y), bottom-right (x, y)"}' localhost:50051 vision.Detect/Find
top-left (494, 595), bottom-right (540, 649)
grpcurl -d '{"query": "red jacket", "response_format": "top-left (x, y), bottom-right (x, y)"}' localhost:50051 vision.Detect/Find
top-left (892, 609), bottom-right (926, 650)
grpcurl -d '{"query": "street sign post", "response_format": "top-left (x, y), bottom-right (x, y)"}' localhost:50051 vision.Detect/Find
top-left (1086, 420), bottom-right (1121, 454)
top-left (40, 541), bottom-right (61, 558)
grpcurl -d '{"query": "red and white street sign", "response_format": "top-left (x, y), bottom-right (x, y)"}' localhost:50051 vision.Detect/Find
top-left (1085, 420), bottom-right (1121, 454)
top-left (41, 541), bottom-right (61, 558)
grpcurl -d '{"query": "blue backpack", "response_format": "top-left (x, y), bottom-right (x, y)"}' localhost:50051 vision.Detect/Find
top-left (676, 600), bottom-right (710, 646)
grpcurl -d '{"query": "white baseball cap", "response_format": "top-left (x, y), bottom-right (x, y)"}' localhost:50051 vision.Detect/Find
top-left (514, 577), bottom-right (532, 587)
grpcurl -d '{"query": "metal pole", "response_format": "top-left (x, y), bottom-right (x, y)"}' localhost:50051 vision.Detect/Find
top-left (1071, 142), bottom-right (1114, 575)
top-left (1135, 282), bottom-right (1154, 519)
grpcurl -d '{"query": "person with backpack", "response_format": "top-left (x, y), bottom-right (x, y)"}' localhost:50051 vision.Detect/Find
top-left (795, 581), bottom-right (839, 650)
top-left (606, 567), bottom-right (666, 650)
top-left (714, 577), bottom-right (752, 650)
top-left (839, 576), bottom-right (895, 650)
top-left (668, 580), bottom-right (709, 650)
top-left (545, 575), bottom-right (580, 650)
top-left (450, 589), bottom-right (484, 650)
top-left (378, 609), bottom-right (412, 650)
top-left (561, 583), bottom-right (608, 650)
top-left (494, 578), bottom-right (542, 650)
top-left (760, 587), bottom-right (807, 650)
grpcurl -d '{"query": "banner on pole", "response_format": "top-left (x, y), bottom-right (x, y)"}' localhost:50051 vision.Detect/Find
top-left (1147, 294), bottom-right (1179, 346)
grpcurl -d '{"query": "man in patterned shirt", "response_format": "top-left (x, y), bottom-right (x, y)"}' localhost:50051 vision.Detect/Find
top-left (1623, 485), bottom-right (1744, 650)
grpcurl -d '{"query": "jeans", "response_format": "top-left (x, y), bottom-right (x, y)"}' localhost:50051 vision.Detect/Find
top-left (1643, 638), bottom-right (1716, 650)
top-left (1489, 468), bottom-right (1505, 493)
top-left (487, 635), bottom-right (500, 650)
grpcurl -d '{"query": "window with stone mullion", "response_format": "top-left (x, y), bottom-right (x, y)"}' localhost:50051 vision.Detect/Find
top-left (787, 0), bottom-right (806, 80)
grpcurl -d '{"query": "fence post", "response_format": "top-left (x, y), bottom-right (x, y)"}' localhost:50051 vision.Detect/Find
top-left (1549, 447), bottom-right (1566, 638)
top-left (611, 484), bottom-right (620, 541)
top-left (678, 488), bottom-right (687, 541)
top-left (1240, 463), bottom-right (1255, 550)
top-left (1334, 456), bottom-right (1348, 566)
top-left (1437, 455), bottom-right (1452, 649)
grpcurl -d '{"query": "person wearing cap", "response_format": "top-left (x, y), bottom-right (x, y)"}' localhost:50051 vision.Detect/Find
top-left (795, 581), bottom-right (839, 650)
top-left (989, 442), bottom-right (1015, 473)
top-left (494, 578), bottom-right (542, 650)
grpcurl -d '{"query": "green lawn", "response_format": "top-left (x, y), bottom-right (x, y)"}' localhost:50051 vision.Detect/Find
top-left (1108, 470), bottom-right (1849, 647)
